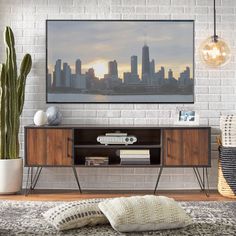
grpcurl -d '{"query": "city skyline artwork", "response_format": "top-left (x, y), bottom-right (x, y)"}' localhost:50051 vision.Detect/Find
top-left (47, 20), bottom-right (194, 103)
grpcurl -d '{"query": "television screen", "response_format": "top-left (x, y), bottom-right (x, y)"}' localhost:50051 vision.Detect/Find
top-left (46, 20), bottom-right (194, 103)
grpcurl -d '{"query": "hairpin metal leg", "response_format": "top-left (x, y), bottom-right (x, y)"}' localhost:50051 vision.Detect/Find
top-left (193, 167), bottom-right (209, 197)
top-left (205, 167), bottom-right (210, 195)
top-left (25, 167), bottom-right (43, 196)
top-left (193, 167), bottom-right (204, 191)
top-left (202, 168), bottom-right (205, 190)
top-left (72, 166), bottom-right (82, 193)
top-left (154, 166), bottom-right (163, 194)
top-left (31, 167), bottom-right (42, 190)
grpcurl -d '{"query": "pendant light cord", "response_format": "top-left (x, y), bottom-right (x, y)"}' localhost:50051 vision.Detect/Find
top-left (213, 0), bottom-right (218, 42)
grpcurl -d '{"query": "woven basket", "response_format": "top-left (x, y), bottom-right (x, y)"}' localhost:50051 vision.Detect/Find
top-left (218, 146), bottom-right (236, 198)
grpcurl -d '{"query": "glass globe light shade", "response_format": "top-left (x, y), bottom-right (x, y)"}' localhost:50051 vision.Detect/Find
top-left (199, 36), bottom-right (231, 67)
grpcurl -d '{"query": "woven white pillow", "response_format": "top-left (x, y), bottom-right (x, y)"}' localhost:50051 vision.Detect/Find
top-left (98, 195), bottom-right (192, 232)
top-left (43, 199), bottom-right (108, 231)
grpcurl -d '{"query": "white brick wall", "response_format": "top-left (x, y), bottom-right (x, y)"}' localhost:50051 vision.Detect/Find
top-left (0, 0), bottom-right (235, 190)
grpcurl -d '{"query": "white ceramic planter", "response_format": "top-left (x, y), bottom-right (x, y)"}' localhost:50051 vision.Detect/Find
top-left (0, 158), bottom-right (23, 194)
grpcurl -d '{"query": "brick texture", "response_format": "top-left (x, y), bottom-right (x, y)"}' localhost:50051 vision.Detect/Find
top-left (0, 0), bottom-right (235, 190)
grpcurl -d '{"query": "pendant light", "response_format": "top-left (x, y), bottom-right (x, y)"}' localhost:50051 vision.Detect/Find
top-left (199, 0), bottom-right (231, 67)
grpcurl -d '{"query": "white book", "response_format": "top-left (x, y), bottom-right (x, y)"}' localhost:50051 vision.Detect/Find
top-left (120, 149), bottom-right (150, 155)
top-left (120, 154), bottom-right (150, 159)
top-left (120, 158), bottom-right (150, 162)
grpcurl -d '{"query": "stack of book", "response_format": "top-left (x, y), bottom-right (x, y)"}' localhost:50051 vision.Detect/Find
top-left (120, 149), bottom-right (150, 165)
top-left (85, 157), bottom-right (109, 166)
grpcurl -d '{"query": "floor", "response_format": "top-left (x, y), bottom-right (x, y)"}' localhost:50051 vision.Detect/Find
top-left (0, 190), bottom-right (234, 201)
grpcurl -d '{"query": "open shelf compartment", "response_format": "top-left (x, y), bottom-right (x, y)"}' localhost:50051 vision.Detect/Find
top-left (73, 128), bottom-right (161, 146)
top-left (74, 147), bottom-right (161, 166)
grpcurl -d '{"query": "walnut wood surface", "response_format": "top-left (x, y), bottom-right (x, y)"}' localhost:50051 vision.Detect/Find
top-left (163, 129), bottom-right (209, 166)
top-left (26, 129), bottom-right (47, 165)
top-left (47, 129), bottom-right (72, 166)
top-left (26, 129), bottom-right (72, 166)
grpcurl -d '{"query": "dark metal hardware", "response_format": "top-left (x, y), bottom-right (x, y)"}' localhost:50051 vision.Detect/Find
top-left (25, 166), bottom-right (82, 195)
top-left (73, 167), bottom-right (82, 193)
top-left (213, 0), bottom-right (218, 42)
top-left (67, 137), bottom-right (72, 158)
top-left (25, 167), bottom-right (43, 196)
top-left (154, 167), bottom-right (210, 197)
top-left (167, 138), bottom-right (170, 157)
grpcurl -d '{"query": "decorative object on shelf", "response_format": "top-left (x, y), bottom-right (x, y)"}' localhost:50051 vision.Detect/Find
top-left (0, 26), bottom-right (32, 194)
top-left (33, 110), bottom-right (47, 126)
top-left (119, 149), bottom-right (150, 165)
top-left (199, 0), bottom-right (231, 67)
top-left (97, 133), bottom-right (137, 145)
top-left (85, 157), bottom-right (109, 166)
top-left (47, 20), bottom-right (194, 103)
top-left (175, 107), bottom-right (199, 125)
top-left (46, 106), bottom-right (62, 126)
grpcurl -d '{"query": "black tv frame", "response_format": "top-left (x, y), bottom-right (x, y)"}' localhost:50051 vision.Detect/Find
top-left (46, 19), bottom-right (195, 104)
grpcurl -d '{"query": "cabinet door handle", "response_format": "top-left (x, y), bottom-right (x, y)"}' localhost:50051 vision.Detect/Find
top-left (167, 138), bottom-right (170, 157)
top-left (67, 137), bottom-right (72, 158)
top-left (167, 137), bottom-right (174, 160)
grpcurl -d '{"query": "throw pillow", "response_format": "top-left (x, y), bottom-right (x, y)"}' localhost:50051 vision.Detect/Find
top-left (98, 195), bottom-right (192, 232)
top-left (43, 198), bottom-right (109, 231)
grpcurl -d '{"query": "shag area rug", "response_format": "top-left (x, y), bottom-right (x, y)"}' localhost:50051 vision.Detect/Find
top-left (0, 200), bottom-right (235, 236)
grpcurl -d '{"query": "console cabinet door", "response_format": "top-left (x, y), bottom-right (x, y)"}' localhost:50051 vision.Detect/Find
top-left (26, 128), bottom-right (73, 166)
top-left (163, 129), bottom-right (209, 166)
top-left (26, 129), bottom-right (47, 165)
top-left (163, 129), bottom-right (182, 166)
top-left (46, 129), bottom-right (73, 166)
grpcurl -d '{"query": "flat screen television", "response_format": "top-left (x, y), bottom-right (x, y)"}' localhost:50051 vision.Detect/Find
top-left (46, 20), bottom-right (194, 103)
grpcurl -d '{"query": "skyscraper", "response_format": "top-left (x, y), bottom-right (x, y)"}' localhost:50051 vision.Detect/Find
top-left (150, 59), bottom-right (155, 75)
top-left (142, 44), bottom-right (150, 84)
top-left (87, 68), bottom-right (95, 78)
top-left (159, 66), bottom-right (165, 80)
top-left (167, 69), bottom-right (177, 85)
top-left (76, 59), bottom-right (81, 75)
top-left (155, 66), bottom-right (165, 85)
top-left (108, 60), bottom-right (118, 77)
top-left (179, 66), bottom-right (191, 86)
top-left (185, 67), bottom-right (190, 78)
top-left (86, 68), bottom-right (97, 89)
top-left (168, 69), bottom-right (173, 80)
top-left (62, 63), bottom-right (71, 87)
top-left (54, 59), bottom-right (62, 87)
top-left (74, 74), bottom-right (86, 89)
top-left (126, 55), bottom-right (140, 84)
top-left (131, 56), bottom-right (138, 75)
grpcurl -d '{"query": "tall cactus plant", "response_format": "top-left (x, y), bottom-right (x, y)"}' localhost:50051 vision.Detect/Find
top-left (0, 26), bottom-right (32, 159)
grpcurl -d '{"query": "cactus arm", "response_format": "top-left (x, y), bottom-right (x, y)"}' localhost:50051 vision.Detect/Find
top-left (5, 27), bottom-right (18, 159)
top-left (0, 64), bottom-right (6, 159)
top-left (16, 54), bottom-right (32, 158)
top-left (4, 26), bottom-right (17, 82)
top-left (18, 54), bottom-right (32, 115)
